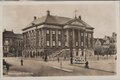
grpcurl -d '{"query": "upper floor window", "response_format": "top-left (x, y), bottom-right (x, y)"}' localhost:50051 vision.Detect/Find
top-left (52, 30), bottom-right (55, 34)
top-left (4, 40), bottom-right (9, 45)
top-left (65, 42), bottom-right (68, 47)
top-left (81, 42), bottom-right (83, 46)
top-left (47, 41), bottom-right (50, 46)
top-left (58, 41), bottom-right (61, 46)
top-left (89, 33), bottom-right (92, 38)
top-left (58, 30), bottom-right (61, 35)
top-left (76, 42), bottom-right (78, 46)
top-left (47, 30), bottom-right (50, 34)
top-left (85, 33), bottom-right (87, 36)
top-left (81, 33), bottom-right (83, 36)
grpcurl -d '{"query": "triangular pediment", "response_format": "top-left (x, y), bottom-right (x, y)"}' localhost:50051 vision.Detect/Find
top-left (71, 20), bottom-right (84, 26)
top-left (66, 19), bottom-right (84, 26)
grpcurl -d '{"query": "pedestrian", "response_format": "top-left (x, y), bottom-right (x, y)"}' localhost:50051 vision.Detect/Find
top-left (57, 57), bottom-right (59, 62)
top-left (85, 61), bottom-right (89, 68)
top-left (6, 63), bottom-right (10, 74)
top-left (115, 56), bottom-right (117, 60)
top-left (21, 59), bottom-right (23, 66)
top-left (3, 59), bottom-right (6, 66)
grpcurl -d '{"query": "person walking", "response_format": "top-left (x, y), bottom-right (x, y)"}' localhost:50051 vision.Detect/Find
top-left (3, 59), bottom-right (6, 66)
top-left (85, 61), bottom-right (89, 68)
top-left (21, 59), bottom-right (23, 66)
top-left (6, 63), bottom-right (10, 74)
top-left (57, 57), bottom-right (59, 62)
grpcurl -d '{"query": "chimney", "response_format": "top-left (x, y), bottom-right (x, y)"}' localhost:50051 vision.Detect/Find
top-left (79, 15), bottom-right (81, 20)
top-left (34, 16), bottom-right (37, 20)
top-left (4, 28), bottom-right (6, 32)
top-left (47, 10), bottom-right (50, 16)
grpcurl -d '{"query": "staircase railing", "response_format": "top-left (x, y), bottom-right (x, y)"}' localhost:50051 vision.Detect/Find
top-left (49, 49), bottom-right (65, 58)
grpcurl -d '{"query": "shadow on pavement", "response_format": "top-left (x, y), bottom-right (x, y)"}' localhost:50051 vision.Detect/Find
top-left (70, 64), bottom-right (116, 74)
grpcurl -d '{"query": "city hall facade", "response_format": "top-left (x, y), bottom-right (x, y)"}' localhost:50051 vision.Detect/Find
top-left (22, 11), bottom-right (94, 59)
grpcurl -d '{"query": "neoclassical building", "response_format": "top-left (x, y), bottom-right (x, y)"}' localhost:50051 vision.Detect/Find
top-left (22, 11), bottom-right (94, 59)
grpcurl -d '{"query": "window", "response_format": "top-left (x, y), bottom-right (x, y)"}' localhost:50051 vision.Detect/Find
top-left (65, 41), bottom-right (69, 47)
top-left (58, 31), bottom-right (61, 35)
top-left (58, 41), bottom-right (61, 46)
top-left (47, 41), bottom-right (50, 46)
top-left (81, 33), bottom-right (83, 36)
top-left (39, 30), bottom-right (41, 35)
top-left (53, 41), bottom-right (55, 46)
top-left (76, 51), bottom-right (78, 56)
top-left (81, 42), bottom-right (83, 46)
top-left (76, 42), bottom-right (78, 46)
top-left (89, 34), bottom-right (92, 38)
top-left (52, 30), bottom-right (55, 34)
top-left (47, 30), bottom-right (49, 34)
top-left (4, 40), bottom-right (9, 45)
top-left (85, 33), bottom-right (87, 36)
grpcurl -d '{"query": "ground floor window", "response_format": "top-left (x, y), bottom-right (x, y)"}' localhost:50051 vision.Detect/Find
top-left (81, 42), bottom-right (83, 46)
top-left (53, 41), bottom-right (55, 46)
top-left (76, 42), bottom-right (78, 46)
top-left (76, 51), bottom-right (78, 56)
top-left (47, 41), bottom-right (50, 46)
top-left (58, 41), bottom-right (61, 46)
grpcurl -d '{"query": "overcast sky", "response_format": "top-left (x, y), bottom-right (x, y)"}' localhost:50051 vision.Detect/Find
top-left (2, 1), bottom-right (118, 38)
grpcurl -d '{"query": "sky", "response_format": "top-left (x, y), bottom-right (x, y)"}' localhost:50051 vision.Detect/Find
top-left (2, 1), bottom-right (118, 38)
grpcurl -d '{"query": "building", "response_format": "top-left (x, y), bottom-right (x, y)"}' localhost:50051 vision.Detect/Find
top-left (94, 38), bottom-right (105, 55)
top-left (3, 29), bottom-right (23, 57)
top-left (94, 32), bottom-right (117, 55)
top-left (94, 38), bottom-right (105, 47)
top-left (22, 11), bottom-right (94, 59)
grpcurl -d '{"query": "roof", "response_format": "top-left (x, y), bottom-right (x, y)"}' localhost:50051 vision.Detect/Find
top-left (3, 30), bottom-right (23, 39)
top-left (3, 31), bottom-right (14, 38)
top-left (14, 34), bottom-right (23, 39)
top-left (94, 38), bottom-right (105, 45)
top-left (23, 13), bottom-right (94, 31)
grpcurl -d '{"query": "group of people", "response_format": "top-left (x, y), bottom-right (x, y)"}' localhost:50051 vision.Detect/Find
top-left (3, 59), bottom-right (10, 74)
top-left (3, 59), bottom-right (24, 75)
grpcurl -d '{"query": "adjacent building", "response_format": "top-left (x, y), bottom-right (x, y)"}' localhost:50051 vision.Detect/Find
top-left (94, 32), bottom-right (117, 55)
top-left (3, 29), bottom-right (23, 57)
top-left (22, 11), bottom-right (94, 59)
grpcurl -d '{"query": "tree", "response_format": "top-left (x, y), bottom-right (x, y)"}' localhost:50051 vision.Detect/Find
top-left (94, 45), bottom-right (102, 60)
top-left (109, 43), bottom-right (116, 55)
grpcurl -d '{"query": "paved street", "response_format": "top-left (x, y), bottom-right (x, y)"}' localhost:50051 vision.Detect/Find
top-left (3, 57), bottom-right (116, 76)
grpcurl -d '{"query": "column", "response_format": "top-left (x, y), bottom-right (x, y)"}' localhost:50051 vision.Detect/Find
top-left (86, 32), bottom-right (88, 48)
top-left (78, 30), bottom-right (80, 48)
top-left (61, 29), bottom-right (64, 48)
top-left (91, 32), bottom-right (93, 48)
top-left (39, 29), bottom-right (41, 48)
top-left (50, 29), bottom-right (52, 47)
top-left (66, 29), bottom-right (69, 47)
top-left (72, 29), bottom-right (75, 48)
top-left (83, 30), bottom-right (85, 49)
top-left (56, 30), bottom-right (58, 47)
